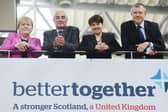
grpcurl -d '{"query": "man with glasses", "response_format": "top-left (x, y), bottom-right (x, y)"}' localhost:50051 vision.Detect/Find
top-left (43, 10), bottom-right (80, 58)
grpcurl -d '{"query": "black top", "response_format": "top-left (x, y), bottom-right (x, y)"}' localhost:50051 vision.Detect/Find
top-left (79, 32), bottom-right (121, 58)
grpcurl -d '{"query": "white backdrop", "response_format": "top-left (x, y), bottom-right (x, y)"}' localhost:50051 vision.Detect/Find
top-left (0, 59), bottom-right (167, 112)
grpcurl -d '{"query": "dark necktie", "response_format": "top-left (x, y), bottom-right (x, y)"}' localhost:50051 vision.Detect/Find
top-left (137, 25), bottom-right (145, 42)
top-left (55, 30), bottom-right (63, 50)
top-left (58, 30), bottom-right (63, 36)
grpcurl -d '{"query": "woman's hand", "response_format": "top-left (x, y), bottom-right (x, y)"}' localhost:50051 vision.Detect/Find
top-left (95, 42), bottom-right (109, 51)
top-left (14, 42), bottom-right (30, 52)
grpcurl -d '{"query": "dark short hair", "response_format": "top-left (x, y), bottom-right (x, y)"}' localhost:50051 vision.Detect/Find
top-left (88, 15), bottom-right (103, 25)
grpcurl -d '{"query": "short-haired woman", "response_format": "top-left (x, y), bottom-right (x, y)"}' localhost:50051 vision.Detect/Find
top-left (80, 14), bottom-right (121, 58)
top-left (1, 16), bottom-right (42, 58)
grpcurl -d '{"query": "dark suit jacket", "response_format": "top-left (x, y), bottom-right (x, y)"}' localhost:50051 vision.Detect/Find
top-left (43, 26), bottom-right (80, 58)
top-left (79, 33), bottom-right (121, 58)
top-left (121, 20), bottom-right (165, 59)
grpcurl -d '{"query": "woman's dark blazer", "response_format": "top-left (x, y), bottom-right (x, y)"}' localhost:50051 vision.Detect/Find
top-left (80, 32), bottom-right (121, 58)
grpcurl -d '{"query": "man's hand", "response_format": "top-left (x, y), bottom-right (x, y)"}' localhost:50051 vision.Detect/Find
top-left (149, 50), bottom-right (158, 55)
top-left (53, 36), bottom-right (65, 46)
top-left (136, 42), bottom-right (149, 53)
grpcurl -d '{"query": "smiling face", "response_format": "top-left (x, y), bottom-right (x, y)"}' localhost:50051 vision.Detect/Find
top-left (131, 4), bottom-right (146, 25)
top-left (88, 15), bottom-right (103, 35)
top-left (90, 22), bottom-right (103, 35)
top-left (18, 17), bottom-right (33, 37)
top-left (53, 10), bottom-right (68, 29)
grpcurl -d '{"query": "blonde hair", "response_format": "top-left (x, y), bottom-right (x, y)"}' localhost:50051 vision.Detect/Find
top-left (17, 16), bottom-right (33, 28)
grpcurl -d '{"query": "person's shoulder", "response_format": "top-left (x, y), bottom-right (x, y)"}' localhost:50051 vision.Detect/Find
top-left (145, 20), bottom-right (157, 24)
top-left (7, 32), bottom-right (18, 37)
top-left (121, 20), bottom-right (133, 26)
top-left (29, 36), bottom-right (41, 41)
top-left (82, 33), bottom-right (94, 38)
top-left (30, 36), bottom-right (40, 39)
top-left (44, 29), bottom-right (56, 34)
top-left (66, 26), bottom-right (79, 31)
top-left (81, 34), bottom-right (93, 41)
top-left (103, 32), bottom-right (115, 37)
top-left (144, 20), bottom-right (158, 27)
top-left (102, 32), bottom-right (116, 40)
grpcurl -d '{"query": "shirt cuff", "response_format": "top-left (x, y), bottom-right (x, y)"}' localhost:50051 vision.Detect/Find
top-left (145, 42), bottom-right (153, 54)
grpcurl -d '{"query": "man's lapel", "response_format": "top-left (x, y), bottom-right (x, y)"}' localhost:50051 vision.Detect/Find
top-left (144, 21), bottom-right (150, 41)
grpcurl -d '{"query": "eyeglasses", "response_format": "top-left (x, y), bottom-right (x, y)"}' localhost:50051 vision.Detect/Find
top-left (55, 16), bottom-right (66, 20)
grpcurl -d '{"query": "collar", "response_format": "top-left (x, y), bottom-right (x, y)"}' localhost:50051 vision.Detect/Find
top-left (135, 21), bottom-right (145, 29)
top-left (18, 33), bottom-right (30, 41)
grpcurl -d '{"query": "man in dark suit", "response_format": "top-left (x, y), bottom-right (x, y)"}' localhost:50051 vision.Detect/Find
top-left (121, 3), bottom-right (165, 59)
top-left (80, 15), bottom-right (121, 58)
top-left (43, 10), bottom-right (79, 58)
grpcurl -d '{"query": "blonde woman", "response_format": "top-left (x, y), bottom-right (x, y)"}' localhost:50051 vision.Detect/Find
top-left (1, 16), bottom-right (41, 58)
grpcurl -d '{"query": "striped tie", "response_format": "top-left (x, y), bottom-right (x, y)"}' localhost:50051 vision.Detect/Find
top-left (137, 25), bottom-right (145, 42)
